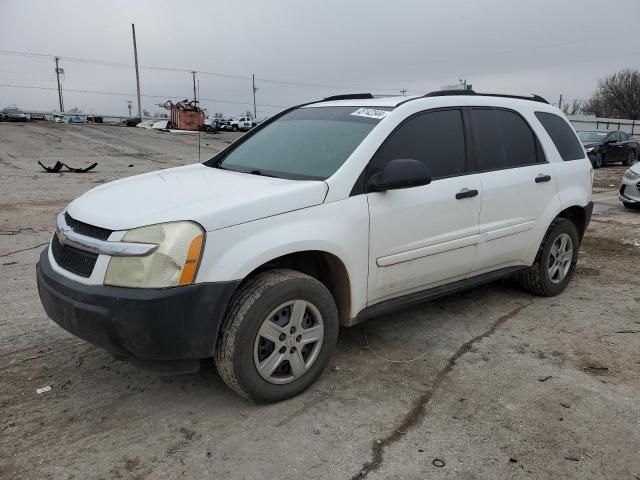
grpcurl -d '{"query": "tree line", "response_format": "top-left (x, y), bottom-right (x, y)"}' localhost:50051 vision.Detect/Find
top-left (562, 69), bottom-right (640, 120)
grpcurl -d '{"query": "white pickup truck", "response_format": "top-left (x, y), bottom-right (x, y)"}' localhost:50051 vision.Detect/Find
top-left (226, 116), bottom-right (253, 131)
top-left (37, 91), bottom-right (593, 403)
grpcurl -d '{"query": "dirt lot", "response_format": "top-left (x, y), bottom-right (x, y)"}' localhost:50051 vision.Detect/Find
top-left (1, 123), bottom-right (639, 480)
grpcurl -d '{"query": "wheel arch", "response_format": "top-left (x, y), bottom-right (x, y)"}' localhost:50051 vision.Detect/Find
top-left (556, 205), bottom-right (588, 242)
top-left (240, 250), bottom-right (353, 327)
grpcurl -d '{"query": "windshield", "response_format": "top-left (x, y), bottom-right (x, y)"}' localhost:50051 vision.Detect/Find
top-left (577, 131), bottom-right (608, 143)
top-left (210, 106), bottom-right (388, 180)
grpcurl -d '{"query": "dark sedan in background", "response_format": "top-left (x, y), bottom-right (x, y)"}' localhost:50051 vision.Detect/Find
top-left (577, 130), bottom-right (637, 168)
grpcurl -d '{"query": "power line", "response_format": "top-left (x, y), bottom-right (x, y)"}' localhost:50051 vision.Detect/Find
top-left (0, 83), bottom-right (288, 108)
top-left (0, 49), bottom-right (393, 92)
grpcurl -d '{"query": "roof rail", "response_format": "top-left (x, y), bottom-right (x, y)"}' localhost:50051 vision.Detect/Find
top-left (423, 89), bottom-right (549, 104)
top-left (321, 93), bottom-right (374, 102)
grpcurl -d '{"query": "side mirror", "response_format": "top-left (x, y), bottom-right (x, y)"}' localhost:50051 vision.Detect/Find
top-left (368, 158), bottom-right (432, 192)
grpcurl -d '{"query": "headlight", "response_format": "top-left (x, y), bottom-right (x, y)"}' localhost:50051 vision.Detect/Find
top-left (585, 147), bottom-right (594, 153)
top-left (624, 169), bottom-right (640, 181)
top-left (104, 221), bottom-right (204, 288)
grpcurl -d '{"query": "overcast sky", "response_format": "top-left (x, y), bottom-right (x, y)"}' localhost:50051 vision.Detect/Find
top-left (1, 0), bottom-right (639, 118)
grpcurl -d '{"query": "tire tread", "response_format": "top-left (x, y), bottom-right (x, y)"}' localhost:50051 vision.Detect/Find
top-left (215, 269), bottom-right (315, 401)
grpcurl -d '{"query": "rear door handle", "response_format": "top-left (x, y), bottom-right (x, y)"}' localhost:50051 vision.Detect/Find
top-left (455, 188), bottom-right (478, 199)
top-left (535, 174), bottom-right (551, 183)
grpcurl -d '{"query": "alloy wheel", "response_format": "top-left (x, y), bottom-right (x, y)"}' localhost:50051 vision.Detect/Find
top-left (253, 300), bottom-right (324, 385)
top-left (547, 233), bottom-right (573, 284)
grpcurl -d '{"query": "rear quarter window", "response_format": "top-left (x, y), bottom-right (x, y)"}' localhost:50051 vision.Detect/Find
top-left (535, 112), bottom-right (585, 161)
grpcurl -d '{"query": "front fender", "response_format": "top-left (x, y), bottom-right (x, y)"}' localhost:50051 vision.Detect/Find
top-left (196, 197), bottom-right (370, 318)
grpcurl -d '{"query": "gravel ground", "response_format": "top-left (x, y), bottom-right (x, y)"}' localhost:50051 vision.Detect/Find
top-left (0, 123), bottom-right (638, 480)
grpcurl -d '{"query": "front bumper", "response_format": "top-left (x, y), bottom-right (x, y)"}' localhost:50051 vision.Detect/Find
top-left (36, 248), bottom-right (239, 361)
top-left (619, 179), bottom-right (640, 204)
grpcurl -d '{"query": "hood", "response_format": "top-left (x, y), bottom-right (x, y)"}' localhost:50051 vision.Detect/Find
top-left (631, 162), bottom-right (640, 175)
top-left (66, 163), bottom-right (328, 231)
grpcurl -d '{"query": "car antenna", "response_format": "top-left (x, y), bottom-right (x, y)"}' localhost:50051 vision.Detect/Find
top-left (197, 79), bottom-right (201, 162)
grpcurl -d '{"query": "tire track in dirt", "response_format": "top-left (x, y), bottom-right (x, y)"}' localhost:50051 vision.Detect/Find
top-left (351, 299), bottom-right (533, 479)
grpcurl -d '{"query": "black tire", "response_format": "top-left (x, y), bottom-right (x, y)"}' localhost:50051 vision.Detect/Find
top-left (594, 153), bottom-right (603, 168)
top-left (215, 269), bottom-right (339, 403)
top-left (518, 218), bottom-right (580, 296)
top-left (622, 150), bottom-right (636, 166)
top-left (623, 201), bottom-right (640, 210)
top-left (231, 125), bottom-right (238, 132)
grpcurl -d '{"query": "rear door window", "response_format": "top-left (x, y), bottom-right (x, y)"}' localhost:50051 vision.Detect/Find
top-left (535, 112), bottom-right (585, 161)
top-left (471, 109), bottom-right (543, 171)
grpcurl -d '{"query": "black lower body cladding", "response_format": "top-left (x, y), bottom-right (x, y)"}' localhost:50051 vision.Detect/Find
top-left (36, 248), bottom-right (239, 361)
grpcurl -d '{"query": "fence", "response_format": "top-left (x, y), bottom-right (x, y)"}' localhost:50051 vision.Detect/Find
top-left (568, 115), bottom-right (639, 136)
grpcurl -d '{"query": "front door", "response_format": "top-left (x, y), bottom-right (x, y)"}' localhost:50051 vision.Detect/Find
top-left (366, 108), bottom-right (481, 304)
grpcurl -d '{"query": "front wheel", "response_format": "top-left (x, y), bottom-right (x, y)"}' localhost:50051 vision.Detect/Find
top-left (622, 150), bottom-right (636, 166)
top-left (593, 152), bottom-right (603, 168)
top-left (215, 269), bottom-right (339, 403)
top-left (231, 125), bottom-right (238, 132)
top-left (518, 218), bottom-right (579, 296)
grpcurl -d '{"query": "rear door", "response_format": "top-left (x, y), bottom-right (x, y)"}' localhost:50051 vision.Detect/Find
top-left (470, 108), bottom-right (557, 272)
top-left (367, 108), bottom-right (482, 303)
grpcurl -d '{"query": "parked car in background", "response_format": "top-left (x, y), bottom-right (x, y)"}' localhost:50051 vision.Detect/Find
top-left (204, 118), bottom-right (221, 132)
top-left (2, 107), bottom-right (28, 122)
top-left (68, 115), bottom-right (87, 124)
top-left (226, 116), bottom-right (253, 131)
top-left (124, 117), bottom-right (141, 127)
top-left (619, 162), bottom-right (640, 209)
top-left (52, 114), bottom-right (65, 123)
top-left (37, 91), bottom-right (593, 402)
top-left (577, 130), bottom-right (637, 168)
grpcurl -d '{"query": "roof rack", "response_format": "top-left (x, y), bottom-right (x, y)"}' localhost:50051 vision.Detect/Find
top-left (321, 93), bottom-right (374, 102)
top-left (423, 89), bottom-right (549, 104)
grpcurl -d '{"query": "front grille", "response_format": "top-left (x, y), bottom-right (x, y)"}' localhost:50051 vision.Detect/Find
top-left (65, 212), bottom-right (112, 240)
top-left (51, 234), bottom-right (98, 278)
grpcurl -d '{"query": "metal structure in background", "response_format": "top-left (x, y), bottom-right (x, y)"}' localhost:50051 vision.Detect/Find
top-left (568, 114), bottom-right (639, 135)
top-left (192, 71), bottom-right (198, 104)
top-left (160, 99), bottom-right (204, 131)
top-left (252, 74), bottom-right (257, 119)
top-left (131, 24), bottom-right (143, 119)
top-left (54, 57), bottom-right (64, 112)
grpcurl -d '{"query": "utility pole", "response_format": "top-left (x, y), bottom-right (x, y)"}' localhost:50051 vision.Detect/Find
top-left (127, 100), bottom-right (132, 117)
top-left (131, 23), bottom-right (142, 118)
top-left (192, 71), bottom-right (197, 104)
top-left (400, 89), bottom-right (407, 96)
top-left (558, 94), bottom-right (563, 110)
top-left (54, 57), bottom-right (64, 112)
top-left (252, 74), bottom-right (257, 119)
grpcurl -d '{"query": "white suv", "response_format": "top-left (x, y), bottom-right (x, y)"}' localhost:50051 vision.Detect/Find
top-left (37, 91), bottom-right (593, 402)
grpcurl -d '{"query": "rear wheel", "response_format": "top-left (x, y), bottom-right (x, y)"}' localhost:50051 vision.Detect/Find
top-left (215, 269), bottom-right (339, 403)
top-left (518, 218), bottom-right (579, 296)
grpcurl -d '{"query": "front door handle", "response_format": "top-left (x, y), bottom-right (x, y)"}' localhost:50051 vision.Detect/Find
top-left (535, 174), bottom-right (551, 183)
top-left (455, 188), bottom-right (478, 199)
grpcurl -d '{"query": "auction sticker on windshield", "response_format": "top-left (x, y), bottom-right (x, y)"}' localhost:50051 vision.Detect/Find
top-left (350, 108), bottom-right (389, 120)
